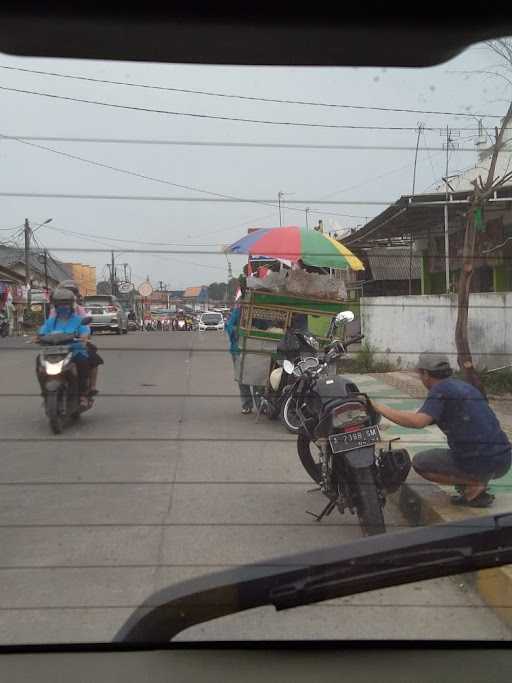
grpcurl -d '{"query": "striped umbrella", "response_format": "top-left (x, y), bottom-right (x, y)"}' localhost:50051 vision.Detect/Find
top-left (226, 226), bottom-right (364, 270)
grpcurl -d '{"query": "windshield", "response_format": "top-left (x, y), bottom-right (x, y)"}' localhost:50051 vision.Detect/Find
top-left (202, 314), bottom-right (223, 323)
top-left (1, 36), bottom-right (512, 645)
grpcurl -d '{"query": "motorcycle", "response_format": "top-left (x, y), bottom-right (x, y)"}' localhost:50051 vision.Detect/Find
top-left (258, 329), bottom-right (320, 424)
top-left (283, 312), bottom-right (411, 536)
top-left (175, 318), bottom-right (192, 331)
top-left (0, 312), bottom-right (9, 338)
top-left (36, 332), bottom-right (95, 434)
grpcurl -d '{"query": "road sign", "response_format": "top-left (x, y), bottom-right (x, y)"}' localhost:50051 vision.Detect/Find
top-left (138, 281), bottom-right (153, 297)
top-left (118, 281), bottom-right (134, 294)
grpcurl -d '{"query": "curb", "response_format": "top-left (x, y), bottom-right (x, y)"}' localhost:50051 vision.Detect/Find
top-left (375, 371), bottom-right (512, 629)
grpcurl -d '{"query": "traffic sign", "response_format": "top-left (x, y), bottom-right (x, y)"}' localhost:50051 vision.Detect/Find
top-left (118, 281), bottom-right (134, 294)
top-left (138, 281), bottom-right (153, 297)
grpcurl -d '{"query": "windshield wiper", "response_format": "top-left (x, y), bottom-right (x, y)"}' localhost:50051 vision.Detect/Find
top-left (115, 513), bottom-right (512, 643)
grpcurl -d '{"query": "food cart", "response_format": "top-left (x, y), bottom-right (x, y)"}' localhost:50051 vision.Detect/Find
top-left (237, 288), bottom-right (358, 387)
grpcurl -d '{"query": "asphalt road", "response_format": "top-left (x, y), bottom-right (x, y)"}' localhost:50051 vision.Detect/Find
top-left (0, 330), bottom-right (509, 643)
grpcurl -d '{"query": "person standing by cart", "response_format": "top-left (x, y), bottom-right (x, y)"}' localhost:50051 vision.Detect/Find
top-left (225, 302), bottom-right (264, 415)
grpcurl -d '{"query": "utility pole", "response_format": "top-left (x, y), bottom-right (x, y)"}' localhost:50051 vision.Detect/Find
top-left (278, 191), bottom-right (284, 227)
top-left (443, 126), bottom-right (452, 294)
top-left (110, 251), bottom-right (116, 296)
top-left (24, 218), bottom-right (31, 307)
top-left (409, 123), bottom-right (424, 295)
top-left (305, 207), bottom-right (310, 231)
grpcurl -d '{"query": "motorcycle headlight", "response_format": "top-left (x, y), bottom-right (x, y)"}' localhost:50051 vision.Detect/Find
top-left (332, 401), bottom-right (369, 430)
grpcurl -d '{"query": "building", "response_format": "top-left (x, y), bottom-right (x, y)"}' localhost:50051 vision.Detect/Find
top-left (342, 110), bottom-right (512, 369)
top-left (0, 245), bottom-right (71, 291)
top-left (183, 286), bottom-right (209, 310)
top-left (345, 113), bottom-right (512, 297)
top-left (64, 263), bottom-right (97, 296)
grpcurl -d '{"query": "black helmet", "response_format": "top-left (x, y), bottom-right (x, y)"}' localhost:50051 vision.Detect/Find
top-left (58, 279), bottom-right (80, 298)
top-left (51, 287), bottom-right (76, 306)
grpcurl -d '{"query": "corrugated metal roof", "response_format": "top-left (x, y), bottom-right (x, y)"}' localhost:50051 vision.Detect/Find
top-left (0, 246), bottom-right (71, 283)
top-left (366, 247), bottom-right (421, 281)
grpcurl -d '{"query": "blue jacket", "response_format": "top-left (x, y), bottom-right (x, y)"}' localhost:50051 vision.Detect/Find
top-left (38, 314), bottom-right (90, 358)
top-left (225, 307), bottom-right (241, 355)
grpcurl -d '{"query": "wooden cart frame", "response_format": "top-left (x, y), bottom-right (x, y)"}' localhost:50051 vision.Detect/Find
top-left (237, 290), bottom-right (356, 386)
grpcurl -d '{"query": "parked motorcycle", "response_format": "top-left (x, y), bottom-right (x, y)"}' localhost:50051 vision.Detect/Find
top-left (258, 329), bottom-right (320, 423)
top-left (0, 312), bottom-right (9, 338)
top-left (36, 332), bottom-right (94, 434)
top-left (283, 312), bottom-right (411, 536)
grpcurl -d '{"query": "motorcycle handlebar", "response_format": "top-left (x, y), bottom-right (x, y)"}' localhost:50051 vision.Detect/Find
top-left (344, 334), bottom-right (364, 347)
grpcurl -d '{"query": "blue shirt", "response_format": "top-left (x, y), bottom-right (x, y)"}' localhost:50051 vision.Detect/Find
top-left (38, 314), bottom-right (90, 358)
top-left (225, 307), bottom-right (241, 355)
top-left (419, 378), bottom-right (510, 459)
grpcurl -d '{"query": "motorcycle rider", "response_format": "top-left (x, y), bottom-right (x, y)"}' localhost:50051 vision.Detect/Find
top-left (372, 352), bottom-right (511, 508)
top-left (53, 280), bottom-right (104, 396)
top-left (37, 288), bottom-right (91, 408)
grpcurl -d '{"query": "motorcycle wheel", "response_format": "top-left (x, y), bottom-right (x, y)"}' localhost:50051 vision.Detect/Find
top-left (353, 467), bottom-right (386, 536)
top-left (280, 395), bottom-right (302, 433)
top-left (297, 431), bottom-right (321, 483)
top-left (46, 392), bottom-right (63, 434)
top-left (0, 326), bottom-right (8, 338)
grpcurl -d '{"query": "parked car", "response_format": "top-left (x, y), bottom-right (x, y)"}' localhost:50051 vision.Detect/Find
top-left (198, 311), bottom-right (225, 331)
top-left (84, 295), bottom-right (128, 335)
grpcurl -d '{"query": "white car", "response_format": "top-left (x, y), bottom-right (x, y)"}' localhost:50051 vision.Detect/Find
top-left (198, 311), bottom-right (225, 331)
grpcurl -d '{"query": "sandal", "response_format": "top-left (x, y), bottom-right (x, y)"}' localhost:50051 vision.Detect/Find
top-left (450, 490), bottom-right (495, 508)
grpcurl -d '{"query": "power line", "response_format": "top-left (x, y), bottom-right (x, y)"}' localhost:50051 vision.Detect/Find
top-left (0, 222), bottom-right (23, 231)
top-left (0, 135), bottom-right (483, 152)
top-left (0, 192), bottom-right (396, 205)
top-left (0, 64), bottom-right (502, 119)
top-left (2, 133), bottom-right (368, 221)
top-left (0, 85), bottom-right (481, 132)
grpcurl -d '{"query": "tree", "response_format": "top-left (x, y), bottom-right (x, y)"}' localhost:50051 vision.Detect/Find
top-left (455, 102), bottom-right (512, 390)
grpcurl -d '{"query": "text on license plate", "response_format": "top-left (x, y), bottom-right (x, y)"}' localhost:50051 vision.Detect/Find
top-left (329, 426), bottom-right (380, 453)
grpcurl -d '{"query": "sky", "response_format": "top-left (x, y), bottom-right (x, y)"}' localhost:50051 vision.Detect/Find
top-left (0, 39), bottom-right (510, 289)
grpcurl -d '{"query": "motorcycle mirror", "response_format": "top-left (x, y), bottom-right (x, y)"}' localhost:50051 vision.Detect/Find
top-left (283, 360), bottom-right (295, 375)
top-left (335, 310), bottom-right (355, 325)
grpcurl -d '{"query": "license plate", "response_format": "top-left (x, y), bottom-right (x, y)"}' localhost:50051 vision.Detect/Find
top-left (329, 426), bottom-right (381, 454)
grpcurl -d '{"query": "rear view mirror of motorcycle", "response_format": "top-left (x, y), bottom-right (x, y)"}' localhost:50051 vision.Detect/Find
top-left (335, 310), bottom-right (355, 325)
top-left (283, 360), bottom-right (295, 375)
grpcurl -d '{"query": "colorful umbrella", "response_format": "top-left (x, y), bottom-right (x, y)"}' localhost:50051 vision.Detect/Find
top-left (226, 226), bottom-right (364, 271)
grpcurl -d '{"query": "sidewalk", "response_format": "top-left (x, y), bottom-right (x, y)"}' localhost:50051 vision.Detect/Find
top-left (351, 371), bottom-right (512, 627)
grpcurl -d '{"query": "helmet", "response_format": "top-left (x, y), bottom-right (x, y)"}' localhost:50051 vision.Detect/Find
top-left (58, 279), bottom-right (80, 298)
top-left (377, 448), bottom-right (411, 493)
top-left (51, 287), bottom-right (76, 306)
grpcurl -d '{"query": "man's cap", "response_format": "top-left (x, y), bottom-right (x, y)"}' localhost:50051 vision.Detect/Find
top-left (416, 352), bottom-right (452, 373)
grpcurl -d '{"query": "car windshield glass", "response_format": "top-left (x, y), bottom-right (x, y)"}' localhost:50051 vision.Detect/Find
top-left (1, 35), bottom-right (512, 646)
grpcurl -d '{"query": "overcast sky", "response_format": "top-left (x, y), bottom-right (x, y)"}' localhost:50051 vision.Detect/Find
top-left (0, 39), bottom-right (510, 289)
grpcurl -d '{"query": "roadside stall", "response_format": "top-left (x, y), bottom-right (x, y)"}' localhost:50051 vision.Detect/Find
top-left (226, 226), bottom-right (365, 388)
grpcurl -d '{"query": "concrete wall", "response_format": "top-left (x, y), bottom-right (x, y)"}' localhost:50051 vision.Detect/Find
top-left (360, 293), bottom-right (512, 370)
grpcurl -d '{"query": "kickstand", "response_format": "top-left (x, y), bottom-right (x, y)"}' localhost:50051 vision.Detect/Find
top-left (307, 487), bottom-right (321, 493)
top-left (306, 499), bottom-right (336, 522)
